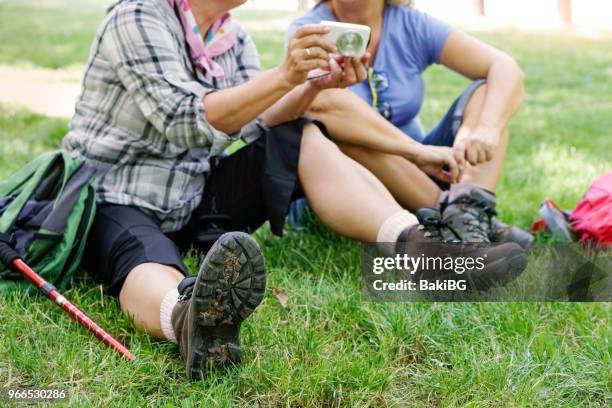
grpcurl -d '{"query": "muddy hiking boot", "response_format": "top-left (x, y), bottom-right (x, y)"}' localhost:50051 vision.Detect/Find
top-left (171, 232), bottom-right (266, 380)
top-left (438, 184), bottom-right (534, 250)
top-left (396, 208), bottom-right (528, 290)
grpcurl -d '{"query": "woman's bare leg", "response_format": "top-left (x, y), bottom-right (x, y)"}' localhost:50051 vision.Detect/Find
top-left (308, 86), bottom-right (511, 198)
top-left (119, 263), bottom-right (184, 339)
top-left (336, 142), bottom-right (442, 211)
top-left (456, 85), bottom-right (510, 191)
top-left (306, 89), bottom-right (445, 208)
top-left (116, 124), bottom-right (414, 337)
top-left (118, 123), bottom-right (419, 334)
top-left (298, 124), bottom-right (405, 242)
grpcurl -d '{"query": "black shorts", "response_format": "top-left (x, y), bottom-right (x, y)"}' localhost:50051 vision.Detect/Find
top-left (83, 119), bottom-right (310, 296)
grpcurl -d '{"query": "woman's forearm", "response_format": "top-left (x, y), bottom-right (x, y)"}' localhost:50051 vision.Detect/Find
top-left (203, 67), bottom-right (294, 134)
top-left (260, 81), bottom-right (321, 128)
top-left (479, 56), bottom-right (525, 130)
top-left (308, 89), bottom-right (424, 160)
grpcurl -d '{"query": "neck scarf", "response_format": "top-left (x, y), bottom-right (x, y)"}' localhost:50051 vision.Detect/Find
top-left (167, 0), bottom-right (237, 78)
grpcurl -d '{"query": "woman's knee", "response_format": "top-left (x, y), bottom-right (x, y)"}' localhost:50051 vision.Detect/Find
top-left (309, 88), bottom-right (359, 115)
top-left (119, 263), bottom-right (184, 309)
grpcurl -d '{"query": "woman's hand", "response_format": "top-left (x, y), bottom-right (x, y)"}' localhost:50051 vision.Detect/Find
top-left (411, 144), bottom-right (465, 184)
top-left (280, 25), bottom-right (337, 87)
top-left (309, 54), bottom-right (370, 90)
top-left (454, 124), bottom-right (502, 166)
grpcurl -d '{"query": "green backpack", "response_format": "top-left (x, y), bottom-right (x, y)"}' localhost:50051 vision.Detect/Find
top-left (0, 151), bottom-right (97, 293)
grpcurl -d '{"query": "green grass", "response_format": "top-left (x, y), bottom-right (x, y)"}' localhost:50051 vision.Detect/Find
top-left (0, 0), bottom-right (112, 69)
top-left (0, 1), bottom-right (611, 406)
top-left (0, 0), bottom-right (293, 70)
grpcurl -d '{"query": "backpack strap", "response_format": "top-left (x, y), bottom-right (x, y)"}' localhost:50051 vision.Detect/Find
top-left (0, 151), bottom-right (58, 197)
top-left (0, 152), bottom-right (63, 234)
top-left (39, 161), bottom-right (96, 235)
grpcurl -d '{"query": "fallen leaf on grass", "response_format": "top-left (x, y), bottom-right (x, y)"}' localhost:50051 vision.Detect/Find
top-left (272, 287), bottom-right (289, 308)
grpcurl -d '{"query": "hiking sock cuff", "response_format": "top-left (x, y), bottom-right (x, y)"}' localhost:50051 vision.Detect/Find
top-left (377, 210), bottom-right (418, 244)
top-left (448, 182), bottom-right (496, 203)
top-left (160, 288), bottom-right (179, 343)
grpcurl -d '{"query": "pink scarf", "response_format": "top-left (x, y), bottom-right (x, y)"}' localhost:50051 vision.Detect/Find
top-left (167, 0), bottom-right (238, 78)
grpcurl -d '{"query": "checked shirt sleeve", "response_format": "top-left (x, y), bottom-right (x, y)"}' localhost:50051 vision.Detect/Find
top-left (101, 3), bottom-right (227, 149)
top-left (230, 24), bottom-right (264, 145)
top-left (231, 24), bottom-right (262, 87)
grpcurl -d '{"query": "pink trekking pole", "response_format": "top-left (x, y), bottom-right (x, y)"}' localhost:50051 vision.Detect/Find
top-left (0, 233), bottom-right (136, 362)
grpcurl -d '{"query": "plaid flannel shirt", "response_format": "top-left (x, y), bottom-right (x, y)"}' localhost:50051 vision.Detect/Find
top-left (63, 0), bottom-right (262, 232)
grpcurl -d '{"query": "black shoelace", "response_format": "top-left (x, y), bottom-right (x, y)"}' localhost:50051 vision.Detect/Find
top-left (417, 214), bottom-right (448, 241)
top-left (461, 199), bottom-right (496, 241)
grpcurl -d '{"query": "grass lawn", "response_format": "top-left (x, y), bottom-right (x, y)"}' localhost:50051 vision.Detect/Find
top-left (0, 1), bottom-right (610, 406)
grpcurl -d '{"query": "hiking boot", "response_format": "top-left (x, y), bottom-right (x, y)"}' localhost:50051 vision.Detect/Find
top-left (490, 218), bottom-right (534, 250)
top-left (438, 184), bottom-right (534, 249)
top-left (438, 186), bottom-right (493, 243)
top-left (171, 232), bottom-right (266, 380)
top-left (397, 208), bottom-right (528, 290)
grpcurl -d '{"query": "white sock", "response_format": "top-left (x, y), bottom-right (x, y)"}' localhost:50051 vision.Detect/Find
top-left (377, 210), bottom-right (419, 243)
top-left (159, 288), bottom-right (179, 343)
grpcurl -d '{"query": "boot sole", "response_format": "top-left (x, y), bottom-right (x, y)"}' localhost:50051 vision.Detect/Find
top-left (186, 232), bottom-right (266, 380)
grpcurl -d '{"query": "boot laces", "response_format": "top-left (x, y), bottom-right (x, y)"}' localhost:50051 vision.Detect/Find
top-left (457, 198), bottom-right (493, 241)
top-left (417, 216), bottom-right (445, 240)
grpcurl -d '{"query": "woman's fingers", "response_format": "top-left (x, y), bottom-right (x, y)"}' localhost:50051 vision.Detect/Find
top-left (445, 154), bottom-right (460, 183)
top-left (305, 54), bottom-right (369, 89)
top-left (454, 133), bottom-right (495, 167)
top-left (431, 147), bottom-right (460, 183)
top-left (361, 52), bottom-right (372, 67)
top-left (290, 47), bottom-right (329, 69)
top-left (343, 60), bottom-right (357, 84)
top-left (301, 58), bottom-right (330, 72)
top-left (465, 145), bottom-right (478, 165)
top-left (294, 35), bottom-right (337, 54)
top-left (352, 58), bottom-right (368, 82)
top-left (302, 46), bottom-right (328, 61)
top-left (484, 144), bottom-right (495, 161)
top-left (283, 27), bottom-right (335, 85)
top-left (477, 148), bottom-right (487, 164)
top-left (471, 143), bottom-right (490, 165)
top-left (329, 57), bottom-right (343, 78)
top-left (334, 55), bottom-right (347, 66)
top-left (453, 148), bottom-right (466, 168)
top-left (453, 141), bottom-right (466, 164)
top-left (293, 24), bottom-right (331, 40)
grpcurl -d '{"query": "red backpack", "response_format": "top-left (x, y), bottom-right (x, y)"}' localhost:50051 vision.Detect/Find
top-left (569, 172), bottom-right (612, 245)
